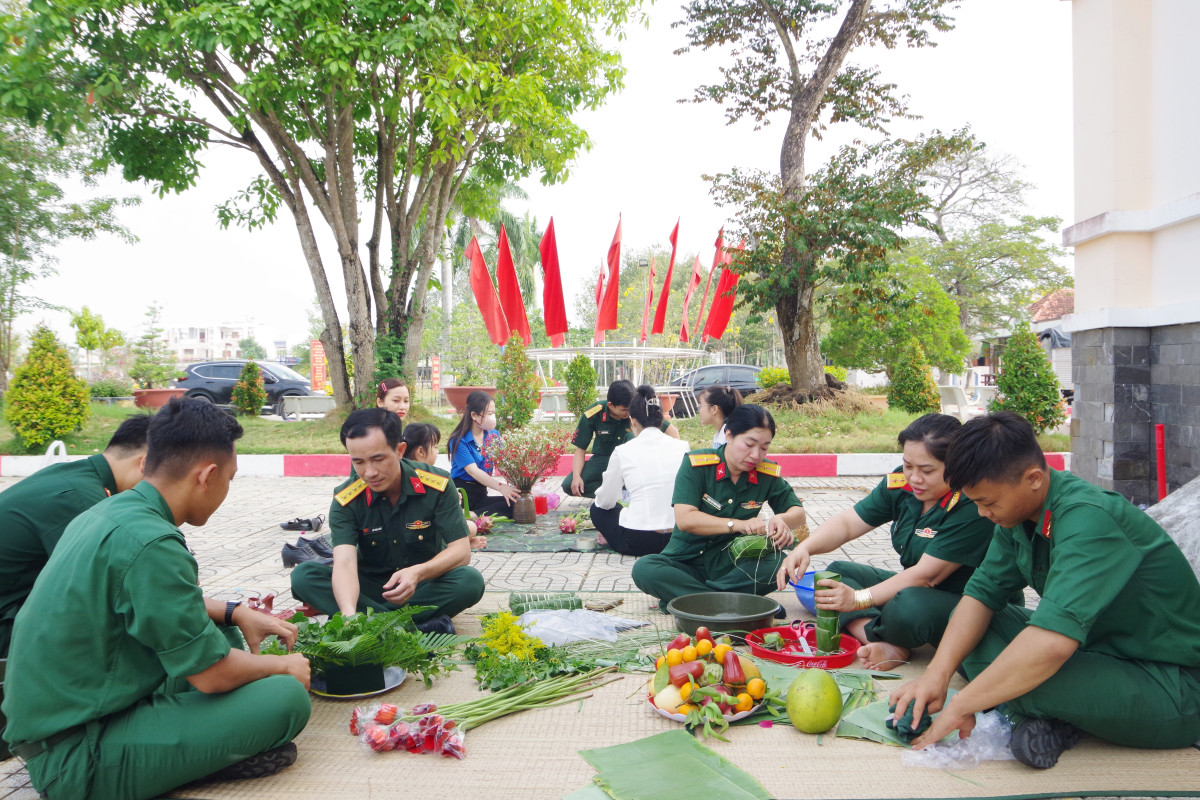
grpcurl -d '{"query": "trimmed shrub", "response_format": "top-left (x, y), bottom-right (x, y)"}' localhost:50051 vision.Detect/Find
top-left (89, 378), bottom-right (132, 398)
top-left (231, 360), bottom-right (268, 417)
top-left (564, 353), bottom-right (597, 418)
top-left (886, 338), bottom-right (941, 414)
top-left (758, 366), bottom-right (790, 389)
top-left (129, 304), bottom-right (180, 389)
top-left (5, 325), bottom-right (91, 448)
top-left (992, 327), bottom-right (1066, 434)
top-left (495, 334), bottom-right (539, 430)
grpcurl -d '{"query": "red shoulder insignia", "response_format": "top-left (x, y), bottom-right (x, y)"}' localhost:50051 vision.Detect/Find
top-left (940, 491), bottom-right (961, 512)
top-left (1041, 509), bottom-right (1052, 539)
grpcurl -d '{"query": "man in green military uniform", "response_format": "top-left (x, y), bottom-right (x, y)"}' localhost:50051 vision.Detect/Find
top-left (562, 379), bottom-right (680, 498)
top-left (633, 405), bottom-right (806, 606)
top-left (0, 414), bottom-right (150, 658)
top-left (2, 398), bottom-right (312, 799)
top-left (291, 408), bottom-right (484, 633)
top-left (892, 412), bottom-right (1200, 769)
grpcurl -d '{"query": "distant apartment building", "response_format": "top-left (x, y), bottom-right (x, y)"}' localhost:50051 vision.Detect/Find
top-left (167, 321), bottom-right (259, 363)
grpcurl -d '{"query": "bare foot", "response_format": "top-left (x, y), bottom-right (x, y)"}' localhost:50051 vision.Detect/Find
top-left (469, 536), bottom-right (488, 550)
top-left (856, 641), bottom-right (910, 671)
top-left (595, 533), bottom-right (608, 547)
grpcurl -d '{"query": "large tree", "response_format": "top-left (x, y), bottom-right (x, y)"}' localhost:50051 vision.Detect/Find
top-left (1, 0), bottom-right (638, 404)
top-left (676, 0), bottom-right (961, 391)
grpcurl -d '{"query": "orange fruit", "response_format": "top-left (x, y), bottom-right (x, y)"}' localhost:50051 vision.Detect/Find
top-left (746, 678), bottom-right (767, 700)
top-left (681, 645), bottom-right (698, 663)
top-left (735, 692), bottom-right (754, 712)
top-left (665, 649), bottom-right (684, 667)
top-left (679, 682), bottom-right (694, 701)
top-left (696, 639), bottom-right (714, 657)
top-left (656, 655), bottom-right (665, 669)
top-left (712, 643), bottom-right (732, 664)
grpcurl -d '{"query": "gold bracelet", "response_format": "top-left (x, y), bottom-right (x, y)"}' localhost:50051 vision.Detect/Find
top-left (853, 588), bottom-right (875, 610)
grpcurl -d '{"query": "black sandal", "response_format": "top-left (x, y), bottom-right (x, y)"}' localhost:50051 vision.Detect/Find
top-left (280, 514), bottom-right (324, 532)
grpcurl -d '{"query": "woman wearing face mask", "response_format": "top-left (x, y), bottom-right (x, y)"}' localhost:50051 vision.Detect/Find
top-left (448, 391), bottom-right (520, 516)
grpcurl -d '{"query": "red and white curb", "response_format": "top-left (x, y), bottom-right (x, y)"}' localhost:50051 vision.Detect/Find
top-left (0, 452), bottom-right (1070, 478)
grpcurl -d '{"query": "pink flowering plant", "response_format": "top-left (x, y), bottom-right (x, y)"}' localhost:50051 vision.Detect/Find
top-left (481, 426), bottom-right (574, 494)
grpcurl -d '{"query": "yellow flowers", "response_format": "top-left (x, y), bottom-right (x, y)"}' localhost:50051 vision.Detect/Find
top-left (478, 612), bottom-right (544, 660)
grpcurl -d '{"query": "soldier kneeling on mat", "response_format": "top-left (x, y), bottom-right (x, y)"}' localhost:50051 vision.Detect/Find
top-left (2, 397), bottom-right (312, 799)
top-left (890, 411), bottom-right (1200, 769)
top-left (291, 408), bottom-right (484, 635)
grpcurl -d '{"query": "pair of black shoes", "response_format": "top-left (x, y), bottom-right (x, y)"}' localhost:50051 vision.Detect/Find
top-left (205, 742), bottom-right (298, 782)
top-left (280, 515), bottom-right (324, 532)
top-left (281, 535), bottom-right (334, 568)
top-left (414, 614), bottom-right (457, 635)
top-left (1010, 717), bottom-right (1081, 769)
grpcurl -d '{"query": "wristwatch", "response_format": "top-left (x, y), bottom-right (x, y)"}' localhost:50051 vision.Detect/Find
top-left (224, 600), bottom-right (242, 626)
top-left (726, 519), bottom-right (735, 532)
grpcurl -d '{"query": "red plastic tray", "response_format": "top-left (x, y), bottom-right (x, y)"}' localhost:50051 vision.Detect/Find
top-left (745, 623), bottom-right (860, 669)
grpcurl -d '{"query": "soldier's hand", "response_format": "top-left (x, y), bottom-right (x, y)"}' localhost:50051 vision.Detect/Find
top-left (382, 568), bottom-right (419, 605)
top-left (280, 652), bottom-right (311, 690)
top-left (233, 604), bottom-right (299, 654)
top-left (776, 546), bottom-right (812, 591)
top-left (570, 474), bottom-right (585, 496)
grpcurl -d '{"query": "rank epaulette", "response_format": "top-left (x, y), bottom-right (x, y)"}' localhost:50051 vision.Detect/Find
top-left (689, 453), bottom-right (720, 467)
top-left (335, 478), bottom-right (367, 506)
top-left (887, 472), bottom-right (909, 490)
top-left (584, 403), bottom-right (602, 418)
top-left (940, 490), bottom-right (961, 512)
top-left (415, 469), bottom-right (449, 492)
top-left (756, 461), bottom-right (781, 478)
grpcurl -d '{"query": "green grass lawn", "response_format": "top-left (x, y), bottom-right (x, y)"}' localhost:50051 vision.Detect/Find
top-left (0, 400), bottom-right (1071, 456)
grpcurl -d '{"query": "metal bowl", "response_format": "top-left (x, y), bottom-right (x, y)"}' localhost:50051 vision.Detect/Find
top-left (666, 592), bottom-right (780, 639)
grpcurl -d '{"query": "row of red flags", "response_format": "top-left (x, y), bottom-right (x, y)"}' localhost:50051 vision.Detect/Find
top-left (466, 217), bottom-right (741, 348)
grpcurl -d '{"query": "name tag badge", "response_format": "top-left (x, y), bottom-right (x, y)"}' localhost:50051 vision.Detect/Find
top-left (702, 494), bottom-right (723, 510)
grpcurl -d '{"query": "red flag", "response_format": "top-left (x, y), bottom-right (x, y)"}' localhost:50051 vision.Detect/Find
top-left (678, 255), bottom-right (704, 343)
top-left (651, 219), bottom-right (679, 335)
top-left (495, 224), bottom-right (531, 345)
top-left (538, 218), bottom-right (568, 347)
top-left (639, 256), bottom-right (656, 343)
top-left (596, 216), bottom-right (621, 336)
top-left (592, 266), bottom-right (606, 345)
top-left (702, 239), bottom-right (743, 341)
top-left (693, 226), bottom-right (724, 338)
top-left (466, 237), bottom-right (509, 346)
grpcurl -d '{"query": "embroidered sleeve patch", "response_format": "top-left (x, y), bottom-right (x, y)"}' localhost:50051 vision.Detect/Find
top-left (887, 472), bottom-right (909, 490)
top-left (415, 469), bottom-right (449, 492)
top-left (335, 479), bottom-right (367, 506)
top-left (689, 453), bottom-right (720, 467)
top-left (584, 403), bottom-right (602, 418)
top-left (756, 461), bottom-right (781, 477)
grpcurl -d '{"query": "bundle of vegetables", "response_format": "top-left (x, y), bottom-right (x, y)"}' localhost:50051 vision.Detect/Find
top-left (351, 668), bottom-right (622, 758)
top-left (509, 592), bottom-right (582, 615)
top-left (262, 607), bottom-right (470, 688)
top-left (813, 569), bottom-right (843, 655)
top-left (465, 611), bottom-right (581, 690)
top-left (647, 628), bottom-right (781, 741)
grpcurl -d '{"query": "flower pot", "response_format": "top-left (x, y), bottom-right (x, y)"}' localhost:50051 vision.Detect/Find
top-left (512, 493), bottom-right (536, 524)
top-left (659, 393), bottom-right (678, 417)
top-left (323, 663), bottom-right (386, 696)
top-left (442, 386), bottom-right (496, 414)
top-left (132, 388), bottom-right (187, 409)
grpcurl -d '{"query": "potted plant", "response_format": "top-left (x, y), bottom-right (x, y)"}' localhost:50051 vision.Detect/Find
top-left (482, 425), bottom-right (574, 524)
top-left (129, 304), bottom-right (186, 408)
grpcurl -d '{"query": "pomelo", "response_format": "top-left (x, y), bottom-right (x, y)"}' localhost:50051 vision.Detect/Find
top-left (785, 668), bottom-right (843, 733)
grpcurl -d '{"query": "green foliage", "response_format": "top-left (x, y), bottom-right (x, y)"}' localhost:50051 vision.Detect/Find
top-left (495, 334), bottom-right (540, 431)
top-left (238, 338), bottom-right (267, 360)
top-left (88, 378), bottom-right (132, 398)
top-left (230, 360), bottom-right (268, 417)
top-left (758, 366), bottom-right (790, 389)
top-left (991, 328), bottom-right (1066, 435)
top-left (129, 304), bottom-right (180, 389)
top-left (564, 353), bottom-right (598, 418)
top-left (372, 331), bottom-right (407, 397)
top-left (886, 339), bottom-right (941, 415)
top-left (825, 366), bottom-right (848, 383)
top-left (449, 308), bottom-right (499, 387)
top-left (4, 325), bottom-right (90, 447)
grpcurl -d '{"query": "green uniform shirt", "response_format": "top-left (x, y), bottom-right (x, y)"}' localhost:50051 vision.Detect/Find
top-left (964, 469), bottom-right (1200, 667)
top-left (330, 460), bottom-right (469, 578)
top-left (661, 446), bottom-right (802, 559)
top-left (570, 401), bottom-right (669, 457)
top-left (853, 469), bottom-right (996, 595)
top-left (2, 482), bottom-right (231, 745)
top-left (0, 454), bottom-right (119, 642)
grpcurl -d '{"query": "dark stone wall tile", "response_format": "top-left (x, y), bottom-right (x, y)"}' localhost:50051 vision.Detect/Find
top-left (1151, 384), bottom-right (1182, 406)
top-left (1111, 328), bottom-right (1150, 346)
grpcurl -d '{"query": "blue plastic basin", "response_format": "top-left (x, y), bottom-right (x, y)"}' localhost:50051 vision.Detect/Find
top-left (792, 570), bottom-right (816, 614)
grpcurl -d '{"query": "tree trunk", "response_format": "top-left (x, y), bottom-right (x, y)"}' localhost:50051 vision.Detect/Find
top-left (289, 201), bottom-right (351, 404)
top-left (775, 274), bottom-right (824, 393)
top-left (440, 250), bottom-right (452, 373)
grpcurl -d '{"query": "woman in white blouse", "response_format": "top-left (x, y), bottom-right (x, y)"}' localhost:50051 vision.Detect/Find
top-left (590, 385), bottom-right (691, 556)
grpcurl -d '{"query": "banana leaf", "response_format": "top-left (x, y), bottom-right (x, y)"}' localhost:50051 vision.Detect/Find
top-left (580, 730), bottom-right (771, 800)
top-left (813, 570), bottom-right (841, 653)
top-left (564, 787), bottom-right (613, 800)
top-left (509, 591), bottom-right (582, 615)
top-left (836, 690), bottom-right (960, 749)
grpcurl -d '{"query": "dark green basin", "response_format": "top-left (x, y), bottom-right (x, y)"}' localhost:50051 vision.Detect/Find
top-left (666, 592), bottom-right (778, 639)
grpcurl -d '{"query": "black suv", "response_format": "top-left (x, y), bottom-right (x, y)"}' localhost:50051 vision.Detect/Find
top-left (173, 360), bottom-right (315, 415)
top-left (668, 364), bottom-right (762, 417)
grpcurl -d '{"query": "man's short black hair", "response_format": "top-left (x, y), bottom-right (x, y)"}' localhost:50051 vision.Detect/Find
top-left (144, 397), bottom-right (244, 480)
top-left (607, 380), bottom-right (635, 407)
top-left (341, 408), bottom-right (403, 449)
top-left (943, 411), bottom-right (1048, 491)
top-left (105, 414), bottom-right (152, 456)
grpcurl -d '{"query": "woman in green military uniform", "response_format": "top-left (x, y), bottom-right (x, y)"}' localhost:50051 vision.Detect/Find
top-left (632, 404), bottom-right (806, 606)
top-left (776, 413), bottom-right (1001, 671)
top-left (562, 380), bottom-right (679, 498)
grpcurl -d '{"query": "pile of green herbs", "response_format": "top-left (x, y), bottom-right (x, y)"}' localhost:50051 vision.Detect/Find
top-left (262, 606), bottom-right (470, 688)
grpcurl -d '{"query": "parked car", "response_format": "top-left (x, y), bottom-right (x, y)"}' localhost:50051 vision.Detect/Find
top-left (173, 360), bottom-right (316, 415)
top-left (667, 364), bottom-right (762, 418)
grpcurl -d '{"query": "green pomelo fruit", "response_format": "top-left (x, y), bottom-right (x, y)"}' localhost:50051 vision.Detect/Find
top-left (785, 668), bottom-right (843, 733)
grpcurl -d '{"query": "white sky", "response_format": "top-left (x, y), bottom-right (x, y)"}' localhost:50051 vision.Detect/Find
top-left (35, 0), bottom-right (1072, 352)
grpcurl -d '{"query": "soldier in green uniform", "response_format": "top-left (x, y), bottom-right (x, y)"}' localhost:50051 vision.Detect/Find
top-left (2, 398), bottom-right (312, 799)
top-left (892, 412), bottom-right (1200, 769)
top-left (290, 408), bottom-right (484, 633)
top-left (0, 414), bottom-right (151, 658)
top-left (562, 379), bottom-right (680, 498)
top-left (776, 414), bottom-right (1005, 670)
top-left (632, 404), bottom-right (806, 606)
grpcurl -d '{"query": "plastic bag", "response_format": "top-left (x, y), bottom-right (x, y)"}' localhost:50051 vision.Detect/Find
top-left (900, 710), bottom-right (1016, 769)
top-left (41, 440), bottom-right (70, 469)
top-left (516, 608), bottom-right (648, 646)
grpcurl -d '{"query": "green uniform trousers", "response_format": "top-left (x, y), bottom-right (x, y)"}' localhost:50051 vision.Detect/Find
top-left (25, 674), bottom-right (310, 800)
top-left (963, 604), bottom-right (1200, 749)
top-left (560, 455), bottom-right (609, 499)
top-left (290, 562), bottom-right (484, 621)
top-left (829, 561), bottom-right (964, 650)
top-left (632, 547), bottom-right (785, 607)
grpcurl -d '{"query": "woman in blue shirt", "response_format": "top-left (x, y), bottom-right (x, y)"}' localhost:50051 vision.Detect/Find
top-left (448, 391), bottom-right (519, 516)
